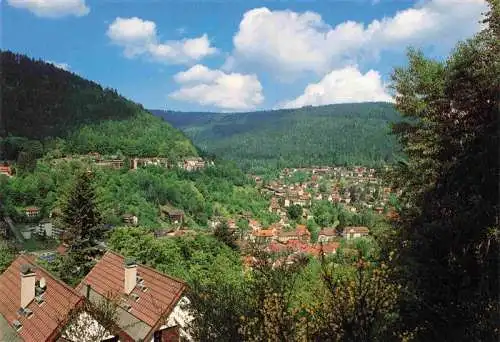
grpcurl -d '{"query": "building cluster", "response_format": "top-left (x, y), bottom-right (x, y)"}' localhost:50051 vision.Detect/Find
top-left (235, 214), bottom-right (369, 259)
top-left (50, 153), bottom-right (210, 173)
top-left (0, 251), bottom-right (192, 342)
top-left (259, 166), bottom-right (395, 216)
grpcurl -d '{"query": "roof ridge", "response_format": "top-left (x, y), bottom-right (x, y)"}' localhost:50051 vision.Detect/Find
top-left (18, 254), bottom-right (82, 297)
top-left (105, 250), bottom-right (187, 286)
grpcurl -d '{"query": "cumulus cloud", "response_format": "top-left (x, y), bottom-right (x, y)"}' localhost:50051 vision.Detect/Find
top-left (7, 0), bottom-right (89, 18)
top-left (47, 61), bottom-right (70, 71)
top-left (107, 17), bottom-right (217, 64)
top-left (226, 0), bottom-right (487, 79)
top-left (169, 64), bottom-right (264, 110)
top-left (278, 66), bottom-right (393, 109)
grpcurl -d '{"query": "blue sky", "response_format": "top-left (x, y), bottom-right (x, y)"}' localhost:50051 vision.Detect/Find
top-left (2, 0), bottom-right (487, 112)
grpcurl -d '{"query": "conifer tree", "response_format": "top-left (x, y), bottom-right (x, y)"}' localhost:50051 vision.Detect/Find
top-left (60, 170), bottom-right (105, 285)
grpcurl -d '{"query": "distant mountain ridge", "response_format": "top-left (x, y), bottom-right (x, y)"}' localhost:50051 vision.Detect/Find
top-left (151, 102), bottom-right (402, 172)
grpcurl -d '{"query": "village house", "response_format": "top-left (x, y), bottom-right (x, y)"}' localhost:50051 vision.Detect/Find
top-left (87, 152), bottom-right (101, 161)
top-left (249, 219), bottom-right (261, 232)
top-left (23, 219), bottom-right (62, 239)
top-left (130, 158), bottom-right (169, 170)
top-left (0, 165), bottom-right (13, 177)
top-left (95, 159), bottom-right (124, 170)
top-left (342, 226), bottom-right (370, 240)
top-left (277, 230), bottom-right (299, 243)
top-left (24, 206), bottom-right (40, 218)
top-left (160, 205), bottom-right (184, 225)
top-left (250, 226), bottom-right (278, 243)
top-left (317, 228), bottom-right (338, 243)
top-left (0, 256), bottom-right (84, 341)
top-left (178, 157), bottom-right (205, 171)
top-left (268, 197), bottom-right (280, 214)
top-left (317, 241), bottom-right (340, 255)
top-left (277, 225), bottom-right (311, 243)
top-left (122, 214), bottom-right (139, 226)
top-left (295, 225), bottom-right (311, 242)
top-left (75, 251), bottom-right (192, 341)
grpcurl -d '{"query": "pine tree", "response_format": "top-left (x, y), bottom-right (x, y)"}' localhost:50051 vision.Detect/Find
top-left (60, 170), bottom-right (105, 285)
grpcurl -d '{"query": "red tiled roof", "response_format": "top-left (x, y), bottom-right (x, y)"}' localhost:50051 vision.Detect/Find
top-left (278, 231), bottom-right (298, 238)
top-left (253, 229), bottom-right (275, 237)
top-left (0, 255), bottom-right (83, 342)
top-left (56, 244), bottom-right (68, 256)
top-left (0, 166), bottom-right (12, 175)
top-left (76, 251), bottom-right (186, 329)
top-left (267, 242), bottom-right (288, 253)
top-left (318, 228), bottom-right (337, 237)
top-left (318, 242), bottom-right (340, 254)
top-left (25, 207), bottom-right (40, 212)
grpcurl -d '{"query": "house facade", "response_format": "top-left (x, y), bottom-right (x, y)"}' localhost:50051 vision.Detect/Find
top-left (342, 226), bottom-right (370, 240)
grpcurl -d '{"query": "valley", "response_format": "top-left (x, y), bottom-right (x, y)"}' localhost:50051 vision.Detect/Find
top-left (0, 1), bottom-right (498, 337)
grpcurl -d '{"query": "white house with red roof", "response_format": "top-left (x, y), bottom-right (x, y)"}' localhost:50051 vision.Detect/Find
top-left (75, 251), bottom-right (192, 342)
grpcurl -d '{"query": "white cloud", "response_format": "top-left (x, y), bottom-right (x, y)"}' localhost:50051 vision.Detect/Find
top-left (226, 0), bottom-right (487, 79)
top-left (7, 0), bottom-right (89, 18)
top-left (169, 64), bottom-right (264, 110)
top-left (107, 17), bottom-right (217, 64)
top-left (47, 61), bottom-right (70, 71)
top-left (279, 66), bottom-right (393, 109)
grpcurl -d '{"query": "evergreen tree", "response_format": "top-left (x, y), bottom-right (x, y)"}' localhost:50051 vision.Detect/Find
top-left (287, 204), bottom-right (303, 221)
top-left (60, 170), bottom-right (105, 285)
top-left (213, 221), bottom-right (238, 250)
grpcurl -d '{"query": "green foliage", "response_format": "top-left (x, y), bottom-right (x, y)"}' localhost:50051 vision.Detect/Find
top-left (108, 227), bottom-right (243, 286)
top-left (0, 240), bottom-right (15, 273)
top-left (153, 102), bottom-right (402, 172)
top-left (388, 3), bottom-right (500, 339)
top-left (287, 204), bottom-right (302, 220)
top-left (0, 158), bottom-right (273, 228)
top-left (65, 112), bottom-right (197, 158)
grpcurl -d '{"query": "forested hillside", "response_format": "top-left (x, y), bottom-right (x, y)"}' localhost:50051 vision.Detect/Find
top-left (0, 51), bottom-right (198, 160)
top-left (0, 50), bottom-right (273, 229)
top-left (152, 102), bottom-right (402, 172)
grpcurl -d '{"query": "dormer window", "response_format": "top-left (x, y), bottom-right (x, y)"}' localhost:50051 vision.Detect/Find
top-left (17, 307), bottom-right (33, 318)
top-left (35, 295), bottom-right (45, 306)
top-left (130, 293), bottom-right (140, 302)
top-left (12, 320), bottom-right (22, 331)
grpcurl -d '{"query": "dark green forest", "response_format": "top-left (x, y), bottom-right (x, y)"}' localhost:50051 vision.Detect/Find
top-left (152, 102), bottom-right (402, 172)
top-left (0, 51), bottom-right (198, 161)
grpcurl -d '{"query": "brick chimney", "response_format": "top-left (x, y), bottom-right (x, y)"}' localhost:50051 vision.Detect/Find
top-left (124, 258), bottom-right (137, 295)
top-left (20, 264), bottom-right (36, 309)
